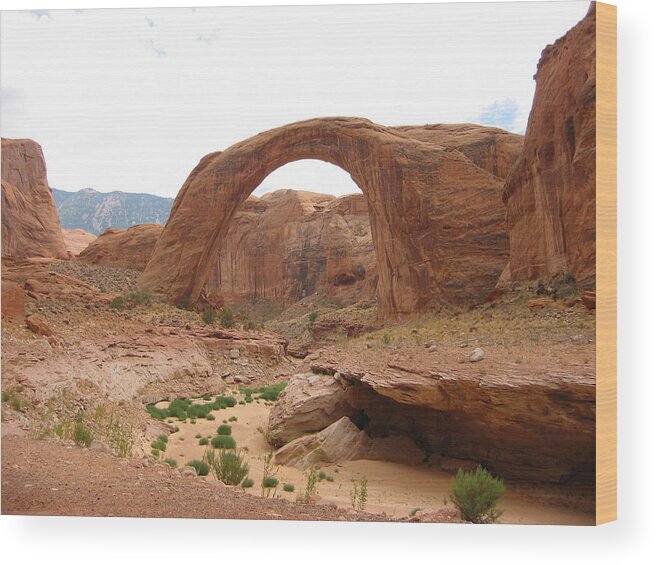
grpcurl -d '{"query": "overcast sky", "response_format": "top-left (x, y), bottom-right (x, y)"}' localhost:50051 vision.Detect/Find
top-left (1, 2), bottom-right (588, 198)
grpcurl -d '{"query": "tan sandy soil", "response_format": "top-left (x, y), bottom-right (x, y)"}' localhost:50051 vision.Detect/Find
top-left (162, 395), bottom-right (595, 525)
top-left (0, 435), bottom-right (384, 521)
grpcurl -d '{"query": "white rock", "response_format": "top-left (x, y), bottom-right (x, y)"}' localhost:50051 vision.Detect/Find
top-left (469, 348), bottom-right (485, 362)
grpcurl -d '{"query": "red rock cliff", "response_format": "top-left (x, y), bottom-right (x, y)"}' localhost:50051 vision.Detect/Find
top-left (503, 5), bottom-right (596, 288)
top-left (1, 138), bottom-right (68, 260)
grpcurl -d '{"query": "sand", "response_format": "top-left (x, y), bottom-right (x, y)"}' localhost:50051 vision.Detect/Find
top-left (160, 393), bottom-right (595, 525)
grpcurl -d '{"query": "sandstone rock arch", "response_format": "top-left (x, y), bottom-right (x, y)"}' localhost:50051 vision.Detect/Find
top-left (139, 117), bottom-right (519, 317)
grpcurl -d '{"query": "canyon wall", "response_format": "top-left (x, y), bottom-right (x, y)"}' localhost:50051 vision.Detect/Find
top-left (1, 138), bottom-right (68, 260)
top-left (502, 5), bottom-right (596, 288)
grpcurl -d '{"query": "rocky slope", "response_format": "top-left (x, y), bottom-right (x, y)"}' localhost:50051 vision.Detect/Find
top-left (78, 224), bottom-right (163, 271)
top-left (61, 228), bottom-right (97, 256)
top-left (204, 190), bottom-right (377, 306)
top-left (503, 4), bottom-right (596, 288)
top-left (53, 187), bottom-right (173, 235)
top-left (1, 138), bottom-right (69, 260)
top-left (140, 120), bottom-right (520, 317)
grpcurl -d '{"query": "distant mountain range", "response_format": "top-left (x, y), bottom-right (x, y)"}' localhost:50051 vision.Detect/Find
top-left (52, 188), bottom-right (173, 235)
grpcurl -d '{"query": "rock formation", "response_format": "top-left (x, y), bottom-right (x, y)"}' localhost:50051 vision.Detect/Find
top-left (503, 5), bottom-right (596, 288)
top-left (269, 363), bottom-right (595, 484)
top-left (61, 229), bottom-right (97, 256)
top-left (1, 280), bottom-right (25, 321)
top-left (1, 138), bottom-right (68, 260)
top-left (139, 119), bottom-right (519, 317)
top-left (78, 224), bottom-right (163, 271)
top-left (204, 189), bottom-right (376, 305)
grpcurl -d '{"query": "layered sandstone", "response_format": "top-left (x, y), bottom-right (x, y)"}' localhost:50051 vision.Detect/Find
top-left (139, 119), bottom-right (515, 317)
top-left (269, 362), bottom-right (595, 484)
top-left (1, 139), bottom-right (68, 260)
top-left (503, 5), bottom-right (596, 288)
top-left (204, 190), bottom-right (376, 305)
top-left (78, 224), bottom-right (163, 271)
top-left (62, 229), bottom-right (97, 256)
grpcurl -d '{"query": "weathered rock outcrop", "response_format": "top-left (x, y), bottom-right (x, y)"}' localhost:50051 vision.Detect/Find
top-left (139, 119), bottom-right (516, 317)
top-left (503, 5), bottom-right (596, 288)
top-left (204, 190), bottom-right (376, 305)
top-left (1, 280), bottom-right (25, 321)
top-left (1, 139), bottom-right (68, 260)
top-left (61, 229), bottom-right (97, 256)
top-left (269, 362), bottom-right (594, 484)
top-left (78, 224), bottom-right (163, 271)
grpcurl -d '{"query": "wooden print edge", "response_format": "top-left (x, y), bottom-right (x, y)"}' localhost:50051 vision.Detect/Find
top-left (595, 1), bottom-right (617, 525)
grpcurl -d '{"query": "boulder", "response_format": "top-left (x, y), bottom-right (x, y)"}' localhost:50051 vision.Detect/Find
top-left (1, 138), bottom-right (68, 260)
top-left (274, 416), bottom-right (370, 469)
top-left (581, 291), bottom-right (596, 310)
top-left (502, 5), bottom-right (596, 289)
top-left (528, 297), bottom-right (553, 311)
top-left (267, 373), bottom-right (354, 446)
top-left (25, 314), bottom-right (53, 337)
top-left (1, 280), bottom-right (25, 321)
top-left (468, 348), bottom-right (485, 362)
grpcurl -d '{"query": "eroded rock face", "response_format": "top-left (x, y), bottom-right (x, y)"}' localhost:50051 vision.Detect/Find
top-left (1, 280), bottom-right (25, 321)
top-left (61, 229), bottom-right (97, 257)
top-left (204, 190), bottom-right (376, 305)
top-left (1, 139), bottom-right (68, 260)
top-left (139, 119), bottom-right (514, 317)
top-left (503, 5), bottom-right (596, 288)
top-left (78, 224), bottom-right (163, 271)
top-left (271, 360), bottom-right (594, 484)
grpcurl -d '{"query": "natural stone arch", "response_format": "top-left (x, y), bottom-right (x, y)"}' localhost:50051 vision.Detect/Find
top-left (139, 117), bottom-right (515, 318)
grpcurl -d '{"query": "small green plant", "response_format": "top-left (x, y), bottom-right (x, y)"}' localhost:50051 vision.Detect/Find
top-left (325, 475), bottom-right (335, 482)
top-left (261, 452), bottom-right (280, 497)
top-left (163, 458), bottom-right (178, 468)
top-left (318, 471), bottom-right (327, 481)
top-left (199, 437), bottom-right (209, 446)
top-left (206, 448), bottom-right (249, 485)
top-left (283, 483), bottom-right (295, 493)
top-left (202, 307), bottom-right (217, 325)
top-left (350, 476), bottom-right (368, 511)
top-left (449, 466), bottom-right (505, 524)
top-left (206, 414), bottom-right (216, 421)
top-left (187, 459), bottom-right (210, 476)
top-left (219, 307), bottom-right (234, 328)
top-left (73, 422), bottom-right (94, 447)
top-left (228, 416), bottom-right (238, 422)
top-left (308, 310), bottom-right (319, 324)
top-left (2, 387), bottom-right (26, 411)
top-left (150, 438), bottom-right (167, 452)
top-left (241, 477), bottom-right (255, 489)
top-left (299, 467), bottom-right (319, 504)
top-left (409, 507), bottom-right (422, 517)
top-left (211, 435), bottom-right (236, 449)
top-left (382, 333), bottom-right (391, 345)
top-left (216, 424), bottom-right (232, 436)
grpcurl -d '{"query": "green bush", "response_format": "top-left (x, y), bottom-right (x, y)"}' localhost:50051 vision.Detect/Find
top-left (262, 476), bottom-right (279, 489)
top-left (318, 471), bottom-right (327, 481)
top-left (219, 307), bottom-right (234, 328)
top-left (202, 307), bottom-right (217, 325)
top-left (207, 449), bottom-right (249, 485)
top-left (228, 416), bottom-right (238, 422)
top-left (241, 477), bottom-right (255, 489)
top-left (151, 438), bottom-right (167, 452)
top-left (206, 414), bottom-right (216, 421)
top-left (73, 422), bottom-right (94, 447)
top-left (211, 435), bottom-right (236, 449)
top-left (216, 424), bottom-right (232, 436)
top-left (187, 459), bottom-right (210, 476)
top-left (211, 395), bottom-right (237, 410)
top-left (163, 458), bottom-right (177, 468)
top-left (199, 437), bottom-right (209, 446)
top-left (308, 311), bottom-right (319, 324)
top-left (283, 483), bottom-right (295, 493)
top-left (449, 466), bottom-right (505, 524)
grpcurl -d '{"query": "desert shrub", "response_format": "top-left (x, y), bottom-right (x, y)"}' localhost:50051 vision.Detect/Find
top-left (211, 435), bottom-right (236, 449)
top-left (552, 273), bottom-right (578, 299)
top-left (163, 458), bottom-right (177, 468)
top-left (449, 466), bottom-right (505, 524)
top-left (241, 383), bottom-right (286, 402)
top-left (158, 434), bottom-right (168, 443)
top-left (261, 452), bottom-right (279, 497)
top-left (207, 449), bottom-right (249, 486)
top-left (73, 422), bottom-right (94, 447)
top-left (299, 467), bottom-right (319, 503)
top-left (211, 395), bottom-right (237, 410)
top-left (216, 424), bottom-right (232, 436)
top-left (2, 387), bottom-right (26, 411)
top-left (187, 459), bottom-right (210, 476)
top-left (202, 393), bottom-right (212, 401)
top-left (228, 416), bottom-right (238, 422)
top-left (382, 333), bottom-right (391, 345)
top-left (151, 438), bottom-right (167, 452)
top-left (244, 320), bottom-right (257, 331)
top-left (195, 433), bottom-right (202, 438)
top-left (109, 296), bottom-right (125, 310)
top-left (110, 291), bottom-right (152, 310)
top-left (262, 476), bottom-right (279, 489)
top-left (308, 310), bottom-right (319, 324)
top-left (318, 471), bottom-right (327, 481)
top-left (325, 475), bottom-right (335, 482)
top-left (350, 476), bottom-right (368, 511)
top-left (146, 404), bottom-right (167, 421)
top-left (199, 437), bottom-right (209, 446)
top-left (241, 477), bottom-right (255, 489)
top-left (206, 414), bottom-right (216, 421)
top-left (283, 483), bottom-right (295, 493)
top-left (409, 507), bottom-right (422, 517)
top-left (219, 307), bottom-right (234, 328)
top-left (187, 403), bottom-right (213, 419)
top-left (201, 307), bottom-right (217, 325)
